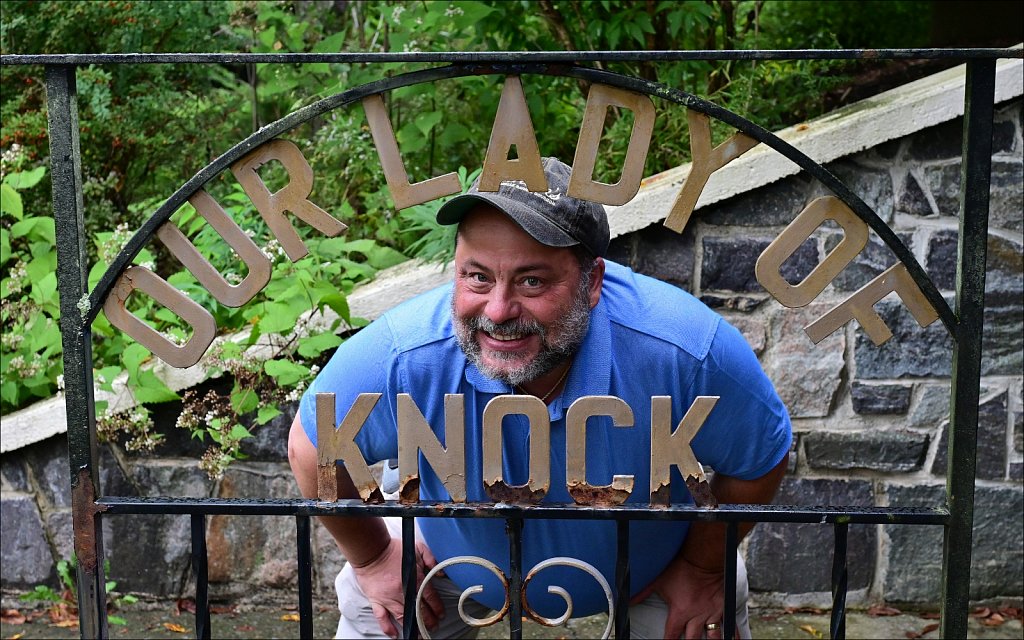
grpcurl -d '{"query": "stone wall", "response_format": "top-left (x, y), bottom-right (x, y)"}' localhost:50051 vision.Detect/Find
top-left (2, 99), bottom-right (1021, 610)
top-left (607, 98), bottom-right (1023, 607)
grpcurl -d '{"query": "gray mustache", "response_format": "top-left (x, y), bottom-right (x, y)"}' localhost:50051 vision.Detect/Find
top-left (467, 316), bottom-right (545, 338)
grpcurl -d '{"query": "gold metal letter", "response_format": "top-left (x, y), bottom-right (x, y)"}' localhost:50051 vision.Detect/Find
top-left (650, 396), bottom-right (719, 508)
top-left (231, 139), bottom-right (347, 262)
top-left (565, 396), bottom-right (635, 506)
top-left (362, 94), bottom-right (461, 209)
top-left (481, 395), bottom-right (550, 503)
top-left (755, 196), bottom-right (869, 308)
top-left (316, 393), bottom-right (384, 503)
top-left (479, 76), bottom-right (547, 192)
top-left (663, 110), bottom-right (758, 233)
top-left (156, 189), bottom-right (272, 308)
top-left (397, 394), bottom-right (467, 503)
top-left (804, 262), bottom-right (939, 346)
top-left (103, 265), bottom-right (216, 369)
top-left (568, 84), bottom-right (656, 206)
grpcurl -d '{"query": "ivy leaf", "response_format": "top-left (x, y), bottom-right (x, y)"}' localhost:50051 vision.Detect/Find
top-left (297, 331), bottom-right (342, 359)
top-left (0, 381), bottom-right (18, 407)
top-left (256, 405), bottom-right (282, 425)
top-left (413, 110), bottom-right (444, 138)
top-left (30, 272), bottom-right (57, 306)
top-left (318, 293), bottom-right (350, 323)
top-left (256, 301), bottom-right (303, 334)
top-left (95, 366), bottom-right (122, 392)
top-left (0, 228), bottom-right (10, 266)
top-left (131, 369), bottom-right (179, 404)
top-left (0, 184), bottom-right (23, 219)
top-left (264, 359), bottom-right (309, 386)
top-left (11, 217), bottom-right (55, 243)
top-left (231, 386), bottom-right (259, 415)
top-left (229, 424), bottom-right (253, 440)
top-left (3, 166), bottom-right (46, 190)
top-left (122, 343), bottom-right (150, 377)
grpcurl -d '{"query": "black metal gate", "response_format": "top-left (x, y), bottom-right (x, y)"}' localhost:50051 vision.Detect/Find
top-left (1, 48), bottom-right (1019, 639)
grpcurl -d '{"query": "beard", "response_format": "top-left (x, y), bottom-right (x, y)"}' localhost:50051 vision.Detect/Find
top-left (452, 274), bottom-right (592, 387)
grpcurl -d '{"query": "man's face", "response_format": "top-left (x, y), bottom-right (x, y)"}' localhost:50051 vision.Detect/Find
top-left (451, 207), bottom-right (603, 387)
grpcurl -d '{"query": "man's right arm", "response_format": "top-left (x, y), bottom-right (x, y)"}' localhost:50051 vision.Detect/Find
top-left (287, 414), bottom-right (444, 636)
top-left (287, 413), bottom-right (391, 563)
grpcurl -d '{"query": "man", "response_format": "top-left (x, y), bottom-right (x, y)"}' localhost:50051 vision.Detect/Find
top-left (288, 157), bottom-right (791, 639)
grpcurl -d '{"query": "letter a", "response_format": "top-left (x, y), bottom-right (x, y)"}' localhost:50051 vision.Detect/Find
top-left (479, 76), bottom-right (547, 192)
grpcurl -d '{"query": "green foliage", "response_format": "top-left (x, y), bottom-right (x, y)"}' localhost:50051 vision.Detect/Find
top-left (20, 554), bottom-right (137, 626)
top-left (1, 168), bottom-right (62, 413)
top-left (1, 0), bottom-right (944, 477)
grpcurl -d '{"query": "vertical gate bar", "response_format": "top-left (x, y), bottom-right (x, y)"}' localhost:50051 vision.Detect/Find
top-left (940, 58), bottom-right (995, 640)
top-left (507, 517), bottom-right (524, 639)
top-left (723, 522), bottom-right (738, 640)
top-left (614, 519), bottom-right (630, 639)
top-left (191, 514), bottom-right (210, 640)
top-left (45, 63), bottom-right (108, 640)
top-left (830, 523), bottom-right (849, 640)
top-left (296, 516), bottom-right (314, 639)
top-left (402, 516), bottom-right (418, 640)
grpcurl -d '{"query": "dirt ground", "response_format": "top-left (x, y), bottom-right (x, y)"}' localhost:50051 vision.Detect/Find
top-left (3, 601), bottom-right (1022, 639)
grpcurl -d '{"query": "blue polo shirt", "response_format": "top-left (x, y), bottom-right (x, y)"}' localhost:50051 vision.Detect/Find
top-left (300, 260), bottom-right (791, 618)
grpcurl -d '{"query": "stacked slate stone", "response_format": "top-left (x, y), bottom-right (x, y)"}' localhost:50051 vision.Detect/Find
top-left (607, 98), bottom-right (1023, 606)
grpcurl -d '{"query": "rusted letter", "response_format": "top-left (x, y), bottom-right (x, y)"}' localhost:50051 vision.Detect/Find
top-left (662, 110), bottom-right (758, 233)
top-left (568, 84), bottom-right (656, 206)
top-left (565, 396), bottom-right (635, 505)
top-left (396, 394), bottom-right (466, 503)
top-left (804, 262), bottom-right (939, 346)
top-left (103, 265), bottom-right (217, 369)
top-left (316, 392), bottom-right (384, 503)
top-left (756, 196), bottom-right (869, 308)
top-left (231, 139), bottom-right (347, 262)
top-left (482, 395), bottom-right (549, 503)
top-left (156, 189), bottom-right (272, 308)
top-left (479, 76), bottom-right (547, 192)
top-left (362, 94), bottom-right (461, 209)
top-left (650, 396), bottom-right (719, 508)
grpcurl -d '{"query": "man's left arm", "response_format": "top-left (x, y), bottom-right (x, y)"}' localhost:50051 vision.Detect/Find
top-left (630, 456), bottom-right (788, 639)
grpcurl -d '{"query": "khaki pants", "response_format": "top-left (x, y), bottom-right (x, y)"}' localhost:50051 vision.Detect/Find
top-left (335, 518), bottom-right (751, 639)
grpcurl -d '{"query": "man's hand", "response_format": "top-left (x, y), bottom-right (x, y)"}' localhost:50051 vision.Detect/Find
top-left (352, 536), bottom-right (446, 638)
top-left (630, 553), bottom-right (730, 639)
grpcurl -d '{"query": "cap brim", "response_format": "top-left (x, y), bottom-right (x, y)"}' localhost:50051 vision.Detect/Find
top-left (436, 193), bottom-right (579, 248)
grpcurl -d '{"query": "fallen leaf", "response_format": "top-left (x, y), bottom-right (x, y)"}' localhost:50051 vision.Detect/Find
top-left (868, 604), bottom-right (902, 617)
top-left (163, 622), bottom-right (188, 633)
top-left (919, 611), bottom-right (941, 619)
top-left (998, 607), bottom-right (1022, 620)
top-left (785, 606), bottom-right (826, 615)
top-left (175, 598), bottom-right (196, 615)
top-left (210, 604), bottom-right (236, 615)
top-left (1, 609), bottom-right (26, 625)
top-left (970, 607), bottom-right (991, 618)
top-left (10, 633), bottom-right (26, 639)
top-left (922, 623), bottom-right (939, 634)
top-left (280, 613), bottom-right (300, 622)
top-left (236, 624), bottom-right (256, 632)
top-left (905, 631), bottom-right (922, 639)
top-left (50, 620), bottom-right (79, 628)
top-left (980, 613), bottom-right (1005, 627)
top-left (798, 623), bottom-right (823, 638)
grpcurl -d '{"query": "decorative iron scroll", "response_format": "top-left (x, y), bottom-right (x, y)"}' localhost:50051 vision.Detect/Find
top-left (415, 556), bottom-right (614, 639)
